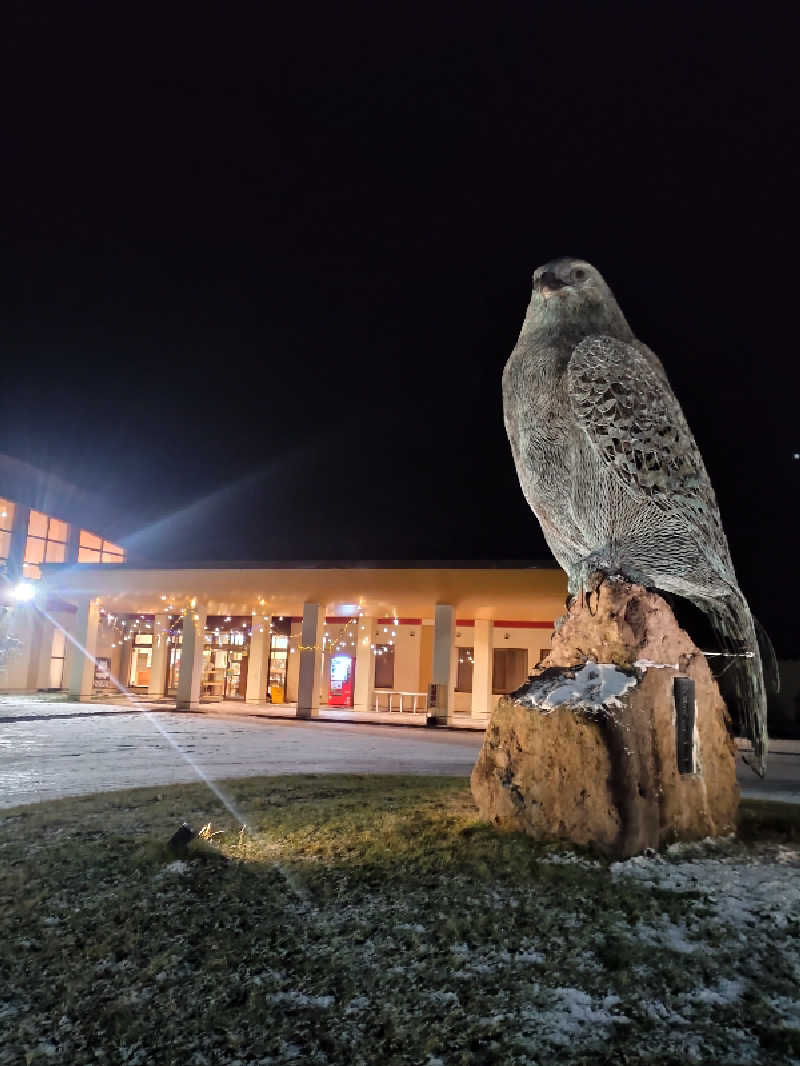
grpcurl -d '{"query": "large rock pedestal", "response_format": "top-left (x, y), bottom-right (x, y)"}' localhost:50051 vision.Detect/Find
top-left (471, 580), bottom-right (738, 857)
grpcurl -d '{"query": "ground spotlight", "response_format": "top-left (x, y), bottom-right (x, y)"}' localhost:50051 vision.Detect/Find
top-left (11, 581), bottom-right (36, 602)
top-left (168, 823), bottom-right (196, 855)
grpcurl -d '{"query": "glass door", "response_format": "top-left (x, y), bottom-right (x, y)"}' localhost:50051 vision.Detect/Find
top-left (202, 647), bottom-right (226, 700)
top-left (129, 633), bottom-right (153, 688)
top-left (224, 650), bottom-right (246, 699)
top-left (268, 634), bottom-right (288, 703)
top-left (167, 643), bottom-right (181, 695)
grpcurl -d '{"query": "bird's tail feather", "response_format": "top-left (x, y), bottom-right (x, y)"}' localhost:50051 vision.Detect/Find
top-left (753, 615), bottom-right (780, 695)
top-left (704, 595), bottom-right (768, 777)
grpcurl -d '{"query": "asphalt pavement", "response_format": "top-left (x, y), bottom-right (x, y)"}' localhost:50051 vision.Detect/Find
top-left (0, 697), bottom-right (798, 809)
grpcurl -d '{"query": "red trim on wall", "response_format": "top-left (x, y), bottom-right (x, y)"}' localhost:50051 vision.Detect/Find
top-left (456, 618), bottom-right (554, 629)
top-left (376, 617), bottom-right (422, 625)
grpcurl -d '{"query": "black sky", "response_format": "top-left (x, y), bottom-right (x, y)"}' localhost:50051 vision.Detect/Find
top-left (1, 3), bottom-right (798, 653)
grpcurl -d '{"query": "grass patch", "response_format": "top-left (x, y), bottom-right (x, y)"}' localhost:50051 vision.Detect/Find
top-left (1, 777), bottom-right (799, 1065)
top-left (737, 797), bottom-right (800, 843)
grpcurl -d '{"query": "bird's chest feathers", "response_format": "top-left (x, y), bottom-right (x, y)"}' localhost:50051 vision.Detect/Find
top-left (510, 352), bottom-right (573, 453)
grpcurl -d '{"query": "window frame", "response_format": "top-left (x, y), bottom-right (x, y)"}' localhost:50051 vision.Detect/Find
top-left (23, 510), bottom-right (69, 578)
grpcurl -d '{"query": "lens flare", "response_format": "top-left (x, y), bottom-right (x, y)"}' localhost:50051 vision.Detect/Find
top-left (35, 604), bottom-right (248, 826)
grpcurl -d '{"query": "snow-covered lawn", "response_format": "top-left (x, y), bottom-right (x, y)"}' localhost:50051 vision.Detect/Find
top-left (1, 776), bottom-right (798, 1065)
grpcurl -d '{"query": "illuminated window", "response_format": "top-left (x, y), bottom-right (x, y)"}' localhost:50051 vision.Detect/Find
top-left (0, 498), bottom-right (14, 561)
top-left (24, 510), bottom-right (69, 579)
top-left (79, 530), bottom-right (125, 564)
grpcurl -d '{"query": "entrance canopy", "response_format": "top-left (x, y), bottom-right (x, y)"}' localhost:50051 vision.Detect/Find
top-left (40, 561), bottom-right (567, 622)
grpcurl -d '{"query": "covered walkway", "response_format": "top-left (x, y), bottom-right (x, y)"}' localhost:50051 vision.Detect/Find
top-left (29, 561), bottom-right (566, 724)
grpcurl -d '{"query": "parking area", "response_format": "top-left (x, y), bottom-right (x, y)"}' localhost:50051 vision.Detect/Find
top-left (1, 698), bottom-right (798, 809)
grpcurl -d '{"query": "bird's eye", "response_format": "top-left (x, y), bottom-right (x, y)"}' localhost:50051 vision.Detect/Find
top-left (572, 268), bottom-right (586, 281)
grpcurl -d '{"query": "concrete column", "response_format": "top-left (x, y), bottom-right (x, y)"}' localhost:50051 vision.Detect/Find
top-left (176, 605), bottom-right (207, 710)
top-left (472, 618), bottom-right (494, 718)
top-left (354, 617), bottom-right (375, 713)
top-left (118, 630), bottom-right (133, 691)
top-left (3, 606), bottom-right (40, 691)
top-left (35, 615), bottom-right (56, 689)
top-left (148, 613), bottom-right (169, 697)
top-left (297, 602), bottom-right (325, 719)
top-left (431, 604), bottom-right (456, 721)
top-left (24, 611), bottom-right (44, 691)
top-left (246, 617), bottom-right (270, 704)
top-left (65, 596), bottom-right (100, 701)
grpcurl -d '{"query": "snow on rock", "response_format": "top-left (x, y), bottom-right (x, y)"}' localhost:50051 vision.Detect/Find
top-left (514, 660), bottom-right (638, 712)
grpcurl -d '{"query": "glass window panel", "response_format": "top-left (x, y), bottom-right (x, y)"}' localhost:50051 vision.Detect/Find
top-left (80, 530), bottom-right (103, 550)
top-left (23, 562), bottom-right (41, 579)
top-left (78, 547), bottom-right (101, 563)
top-left (48, 518), bottom-right (68, 542)
top-left (102, 541), bottom-right (124, 556)
top-left (25, 537), bottom-right (45, 563)
top-left (134, 634), bottom-right (153, 646)
top-left (45, 541), bottom-right (66, 562)
top-left (28, 510), bottom-right (49, 537)
top-left (101, 550), bottom-right (124, 563)
top-left (455, 647), bottom-right (474, 692)
top-left (0, 499), bottom-right (14, 531)
top-left (0, 530), bottom-right (10, 559)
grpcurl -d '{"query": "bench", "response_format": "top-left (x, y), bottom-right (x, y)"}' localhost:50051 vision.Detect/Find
top-left (374, 690), bottom-right (429, 714)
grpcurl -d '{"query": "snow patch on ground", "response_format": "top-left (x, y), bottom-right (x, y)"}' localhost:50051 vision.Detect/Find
top-left (161, 860), bottom-right (189, 875)
top-left (612, 851), bottom-right (800, 933)
top-left (518, 987), bottom-right (630, 1045)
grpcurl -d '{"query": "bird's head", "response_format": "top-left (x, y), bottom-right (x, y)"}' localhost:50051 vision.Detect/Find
top-left (524, 257), bottom-right (632, 341)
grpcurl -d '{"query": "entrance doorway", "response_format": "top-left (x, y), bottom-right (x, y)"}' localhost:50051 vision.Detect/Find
top-left (223, 648), bottom-right (247, 699)
top-left (165, 616), bottom-right (252, 701)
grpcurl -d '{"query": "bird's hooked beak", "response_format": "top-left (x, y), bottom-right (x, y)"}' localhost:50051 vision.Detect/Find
top-left (534, 270), bottom-right (570, 295)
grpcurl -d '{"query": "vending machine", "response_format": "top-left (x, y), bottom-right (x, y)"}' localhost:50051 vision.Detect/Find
top-left (328, 654), bottom-right (354, 707)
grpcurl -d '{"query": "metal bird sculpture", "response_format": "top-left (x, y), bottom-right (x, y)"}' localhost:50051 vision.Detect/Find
top-left (502, 257), bottom-right (776, 775)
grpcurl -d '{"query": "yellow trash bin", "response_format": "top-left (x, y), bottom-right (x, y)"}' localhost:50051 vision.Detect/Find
top-left (270, 684), bottom-right (284, 705)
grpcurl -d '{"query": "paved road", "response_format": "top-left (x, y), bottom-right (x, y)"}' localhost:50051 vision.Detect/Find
top-left (0, 702), bottom-right (485, 809)
top-left (0, 699), bottom-right (798, 809)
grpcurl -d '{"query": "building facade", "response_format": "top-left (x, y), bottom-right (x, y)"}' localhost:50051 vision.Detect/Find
top-left (3, 552), bottom-right (568, 720)
top-left (1, 482), bottom-right (126, 692)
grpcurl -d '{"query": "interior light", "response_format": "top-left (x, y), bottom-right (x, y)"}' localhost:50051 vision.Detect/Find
top-left (12, 581), bottom-right (36, 602)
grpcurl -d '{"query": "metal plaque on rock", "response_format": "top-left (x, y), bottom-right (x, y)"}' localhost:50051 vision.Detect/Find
top-left (674, 676), bottom-right (696, 774)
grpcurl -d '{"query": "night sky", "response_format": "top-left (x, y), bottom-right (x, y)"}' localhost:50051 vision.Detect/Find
top-left (2, 5), bottom-right (798, 654)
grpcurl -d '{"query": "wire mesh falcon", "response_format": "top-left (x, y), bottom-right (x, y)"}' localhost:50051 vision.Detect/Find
top-left (502, 257), bottom-right (775, 775)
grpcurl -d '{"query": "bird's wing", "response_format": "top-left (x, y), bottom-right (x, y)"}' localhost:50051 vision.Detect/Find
top-left (566, 334), bottom-right (726, 545)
